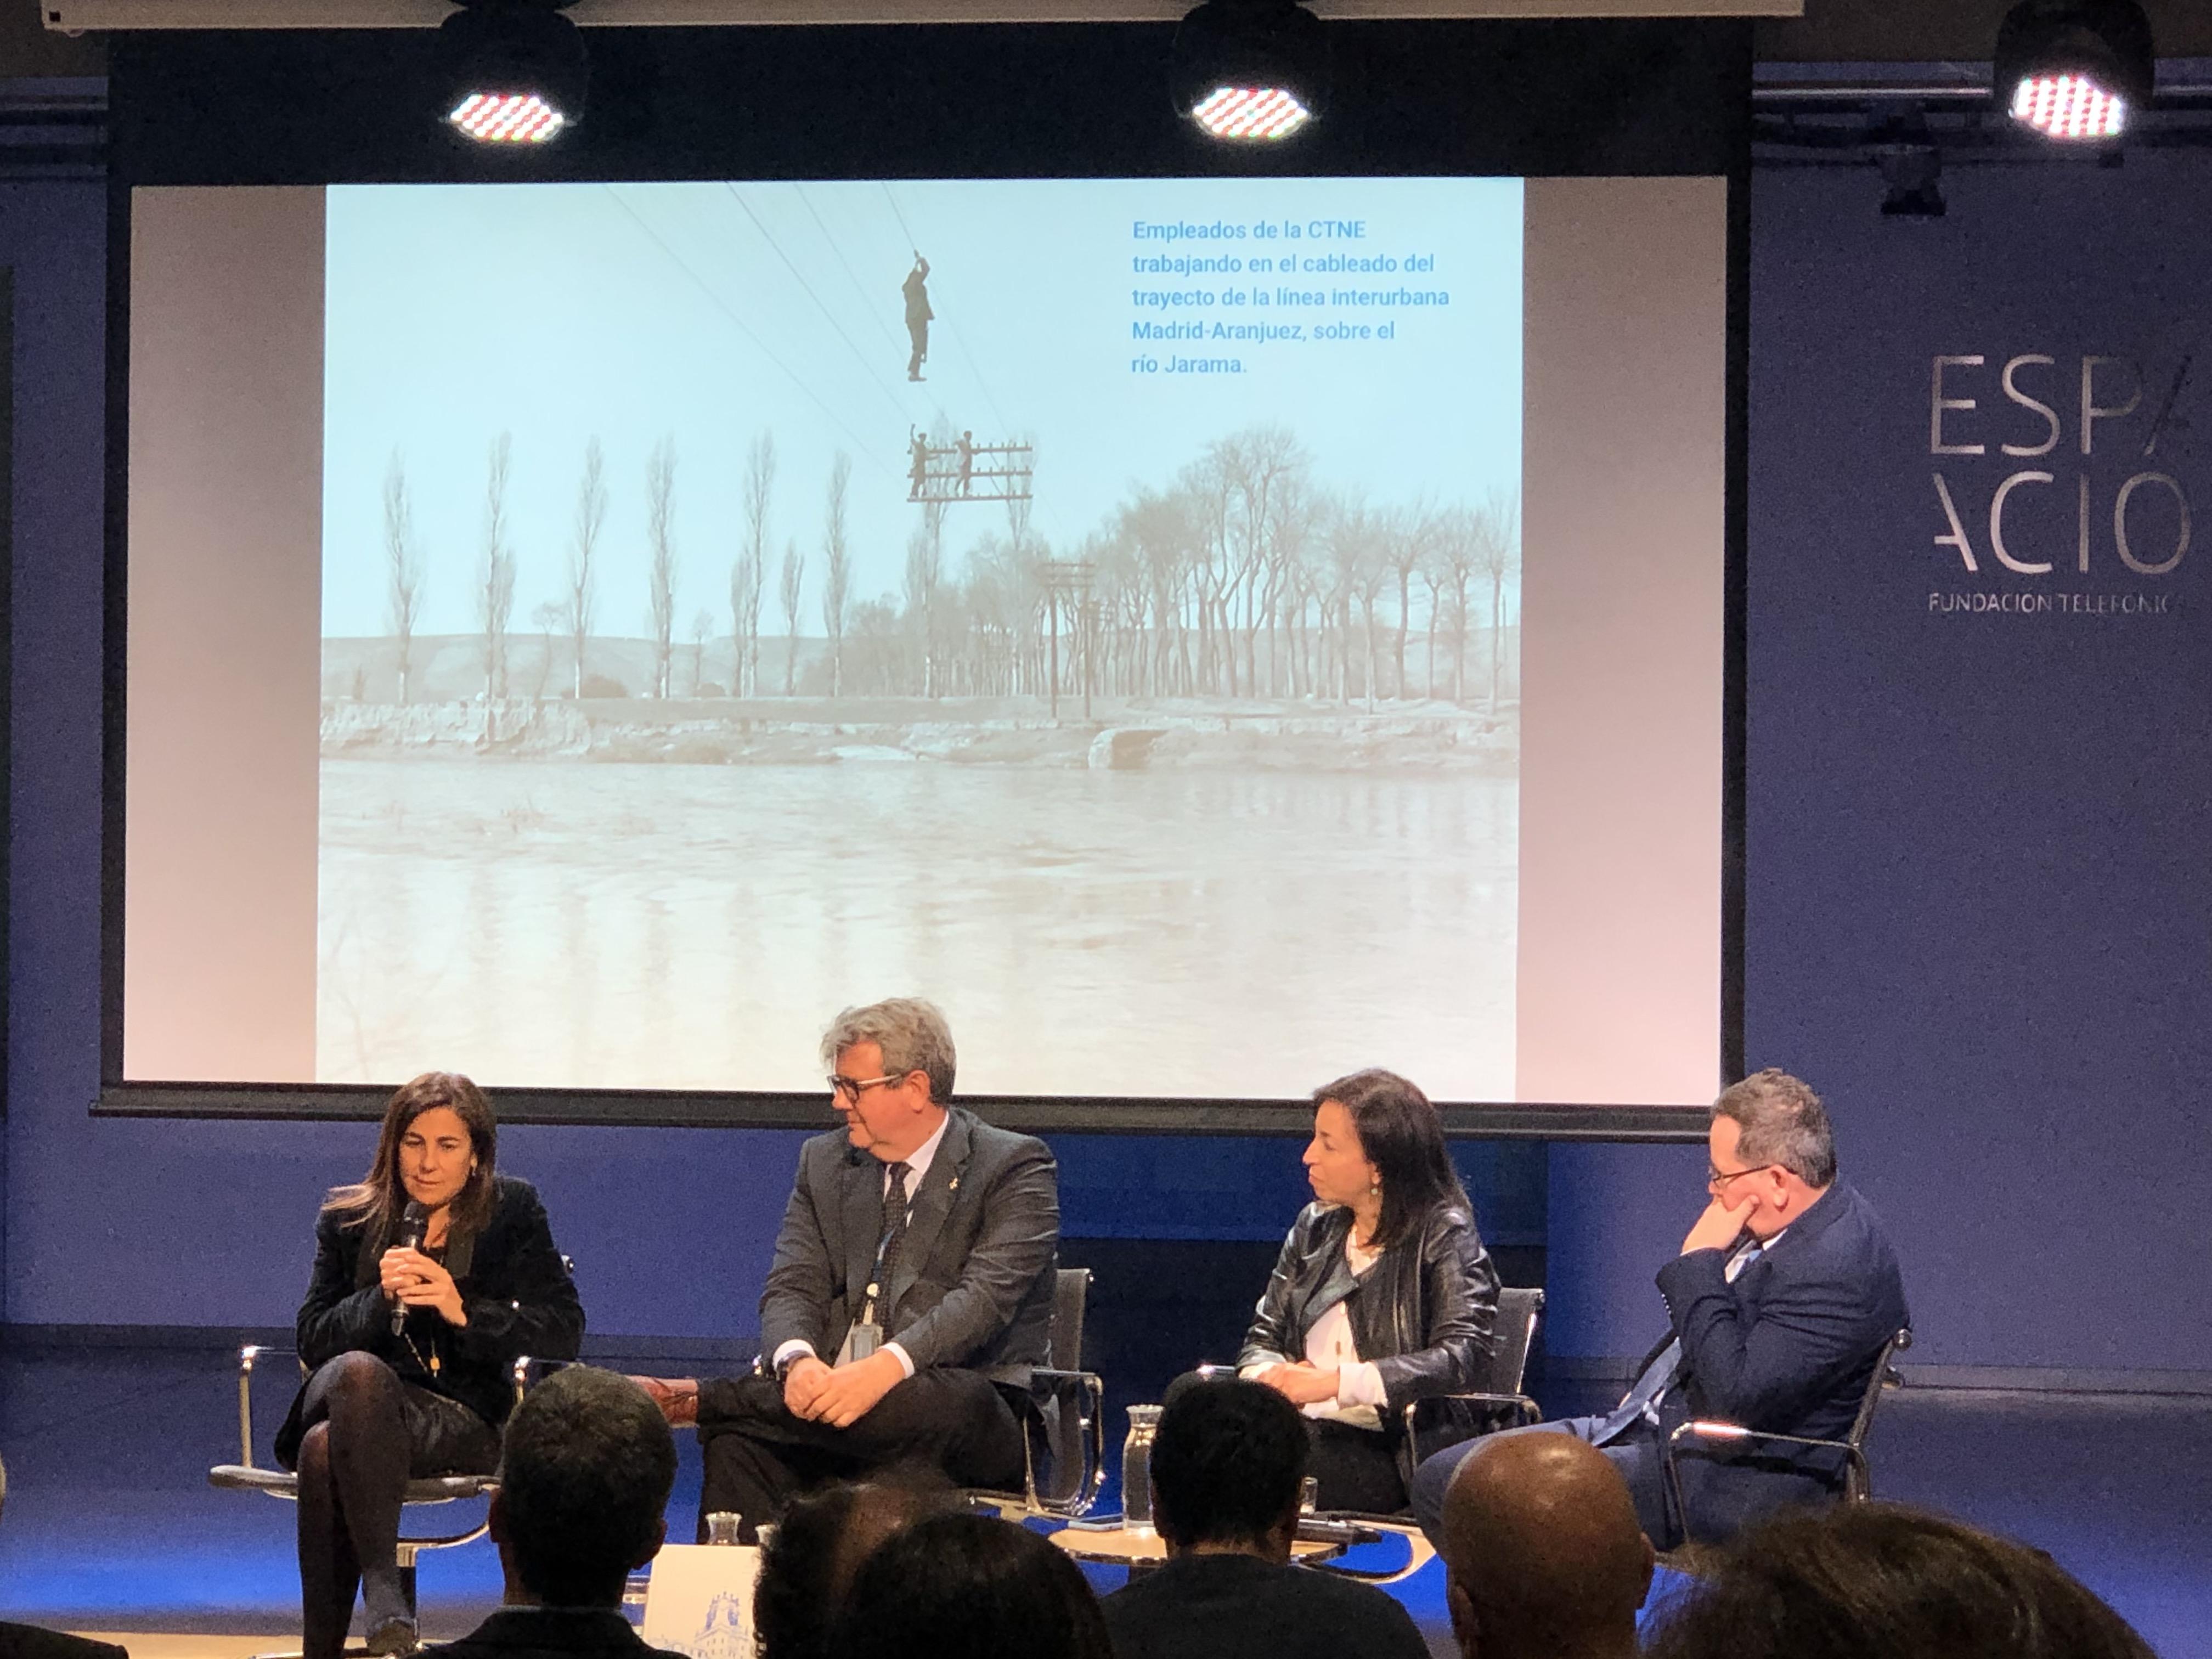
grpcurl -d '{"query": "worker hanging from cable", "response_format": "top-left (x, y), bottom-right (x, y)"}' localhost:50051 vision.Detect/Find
top-left (956, 431), bottom-right (975, 496)
top-left (902, 253), bottom-right (932, 382)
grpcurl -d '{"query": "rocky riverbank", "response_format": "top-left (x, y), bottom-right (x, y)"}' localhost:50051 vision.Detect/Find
top-left (320, 696), bottom-right (1519, 773)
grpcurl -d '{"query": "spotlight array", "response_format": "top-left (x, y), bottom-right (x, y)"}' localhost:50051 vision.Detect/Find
top-left (448, 91), bottom-right (568, 145)
top-left (1190, 86), bottom-right (1313, 142)
top-left (439, 0), bottom-right (588, 146)
top-left (1994, 0), bottom-right (2152, 142)
top-left (2008, 72), bottom-right (2126, 139)
top-left (1171, 0), bottom-right (1326, 143)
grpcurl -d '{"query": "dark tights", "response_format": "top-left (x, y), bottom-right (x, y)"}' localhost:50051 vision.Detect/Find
top-left (295, 1352), bottom-right (413, 1659)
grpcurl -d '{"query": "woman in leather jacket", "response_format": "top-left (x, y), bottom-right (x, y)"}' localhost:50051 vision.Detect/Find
top-left (276, 1073), bottom-right (584, 1659)
top-left (1238, 1068), bottom-right (1500, 1514)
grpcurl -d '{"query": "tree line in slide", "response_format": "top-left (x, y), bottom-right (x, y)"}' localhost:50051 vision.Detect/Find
top-left (371, 424), bottom-right (1522, 713)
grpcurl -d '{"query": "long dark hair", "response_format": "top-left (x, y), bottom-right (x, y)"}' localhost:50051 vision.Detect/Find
top-left (1314, 1068), bottom-right (1468, 1249)
top-left (323, 1071), bottom-right (498, 1243)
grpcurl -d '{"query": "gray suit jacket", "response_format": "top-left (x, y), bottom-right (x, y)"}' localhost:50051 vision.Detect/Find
top-left (759, 1108), bottom-right (1059, 1385)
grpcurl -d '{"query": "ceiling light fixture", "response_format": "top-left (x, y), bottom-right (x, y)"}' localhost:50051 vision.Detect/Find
top-left (439, 0), bottom-right (588, 146)
top-left (1994, 0), bottom-right (2153, 140)
top-left (1171, 0), bottom-right (1327, 144)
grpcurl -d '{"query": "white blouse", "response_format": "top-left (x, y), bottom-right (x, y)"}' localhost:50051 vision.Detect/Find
top-left (1246, 1231), bottom-right (1391, 1430)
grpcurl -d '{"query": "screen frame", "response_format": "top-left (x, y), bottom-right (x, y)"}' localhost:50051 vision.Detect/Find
top-left (94, 18), bottom-right (1750, 1138)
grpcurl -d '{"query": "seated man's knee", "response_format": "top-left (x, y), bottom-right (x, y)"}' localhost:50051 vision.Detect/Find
top-left (1410, 1437), bottom-right (1477, 1537)
top-left (1600, 1443), bottom-right (1673, 1548)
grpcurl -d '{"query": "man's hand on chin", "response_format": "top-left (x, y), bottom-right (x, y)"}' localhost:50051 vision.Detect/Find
top-left (802, 1349), bottom-right (908, 1429)
top-left (1681, 1193), bottom-right (1756, 1256)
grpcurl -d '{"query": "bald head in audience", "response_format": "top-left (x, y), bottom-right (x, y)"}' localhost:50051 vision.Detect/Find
top-left (1440, 1434), bottom-right (1654, 1659)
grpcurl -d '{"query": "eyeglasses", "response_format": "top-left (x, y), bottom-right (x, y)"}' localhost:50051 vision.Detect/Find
top-left (828, 1074), bottom-right (899, 1103)
top-left (1707, 1163), bottom-right (1780, 1193)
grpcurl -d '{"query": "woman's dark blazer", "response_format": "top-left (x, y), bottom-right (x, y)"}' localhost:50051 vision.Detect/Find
top-left (1238, 1199), bottom-right (1501, 1479)
top-left (276, 1174), bottom-right (584, 1464)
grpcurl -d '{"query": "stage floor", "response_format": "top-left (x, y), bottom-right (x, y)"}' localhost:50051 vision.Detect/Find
top-left (1, 1343), bottom-right (2206, 1659)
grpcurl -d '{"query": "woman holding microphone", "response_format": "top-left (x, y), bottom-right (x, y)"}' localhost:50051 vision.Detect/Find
top-left (274, 1073), bottom-right (584, 1658)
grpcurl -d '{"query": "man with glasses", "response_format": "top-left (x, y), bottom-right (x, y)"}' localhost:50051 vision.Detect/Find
top-left (636, 998), bottom-right (1058, 1539)
top-left (1408, 1068), bottom-right (1907, 1550)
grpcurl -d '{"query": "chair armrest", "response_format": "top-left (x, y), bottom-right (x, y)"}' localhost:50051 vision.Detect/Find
top-left (969, 1367), bottom-right (1105, 1520)
top-left (1661, 1419), bottom-right (1872, 1532)
top-left (1668, 1419), bottom-right (1863, 1460)
top-left (1400, 1390), bottom-right (1543, 1435)
top-left (510, 1355), bottom-right (572, 1406)
top-left (1024, 1367), bottom-right (1098, 1392)
top-left (234, 1344), bottom-right (297, 1470)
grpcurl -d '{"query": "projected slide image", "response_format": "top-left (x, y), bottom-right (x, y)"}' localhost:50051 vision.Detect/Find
top-left (316, 177), bottom-right (1523, 1099)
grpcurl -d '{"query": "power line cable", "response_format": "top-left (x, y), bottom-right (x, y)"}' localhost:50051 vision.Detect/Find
top-left (600, 185), bottom-right (896, 482)
top-left (879, 182), bottom-right (1014, 438)
top-left (721, 182), bottom-right (923, 434)
top-left (795, 182), bottom-right (911, 363)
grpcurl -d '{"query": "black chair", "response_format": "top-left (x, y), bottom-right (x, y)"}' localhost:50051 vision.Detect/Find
top-left (1401, 1284), bottom-right (1545, 1455)
top-left (209, 1345), bottom-right (537, 1653)
top-left (1300, 1284), bottom-right (1545, 1585)
top-left (967, 1266), bottom-right (1107, 1520)
top-left (1660, 1325), bottom-right (1912, 1542)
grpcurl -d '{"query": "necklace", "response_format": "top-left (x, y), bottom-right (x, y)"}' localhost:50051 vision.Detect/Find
top-left (402, 1321), bottom-right (442, 1377)
top-left (398, 1238), bottom-right (446, 1377)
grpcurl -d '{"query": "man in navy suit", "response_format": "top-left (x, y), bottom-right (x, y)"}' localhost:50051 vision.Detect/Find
top-left (639, 998), bottom-right (1058, 1539)
top-left (1410, 1069), bottom-right (1908, 1549)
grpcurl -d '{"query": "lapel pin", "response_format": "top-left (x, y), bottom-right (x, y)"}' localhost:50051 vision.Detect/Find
top-left (949, 1177), bottom-right (960, 1191)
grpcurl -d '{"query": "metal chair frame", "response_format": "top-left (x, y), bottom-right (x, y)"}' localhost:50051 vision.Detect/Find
top-left (967, 1267), bottom-right (1108, 1521)
top-left (1660, 1326), bottom-right (1912, 1538)
top-left (1283, 1284), bottom-right (1545, 1585)
top-left (208, 1345), bottom-right (539, 1649)
top-left (1398, 1284), bottom-right (1548, 1444)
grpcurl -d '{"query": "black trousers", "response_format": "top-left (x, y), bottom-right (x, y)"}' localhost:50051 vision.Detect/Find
top-left (696, 1368), bottom-right (1026, 1539)
top-left (1306, 1417), bottom-right (1410, 1516)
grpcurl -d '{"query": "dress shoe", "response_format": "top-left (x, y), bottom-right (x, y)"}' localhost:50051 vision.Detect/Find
top-left (632, 1375), bottom-right (700, 1427)
top-left (363, 1615), bottom-right (418, 1656)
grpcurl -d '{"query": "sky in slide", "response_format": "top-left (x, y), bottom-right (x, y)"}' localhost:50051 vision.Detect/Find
top-left (320, 176), bottom-right (1523, 640)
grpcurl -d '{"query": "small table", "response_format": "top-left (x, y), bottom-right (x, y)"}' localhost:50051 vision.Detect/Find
top-left (1049, 1525), bottom-right (1348, 1570)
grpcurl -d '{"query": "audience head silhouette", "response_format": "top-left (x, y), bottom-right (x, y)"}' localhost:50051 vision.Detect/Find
top-left (1643, 1503), bottom-right (2155, 1659)
top-left (490, 1366), bottom-right (676, 1609)
top-left (1441, 1431), bottom-right (1652, 1659)
top-left (1150, 1376), bottom-right (1308, 1561)
top-left (754, 1476), bottom-right (953, 1659)
top-left (834, 1511), bottom-right (1113, 1659)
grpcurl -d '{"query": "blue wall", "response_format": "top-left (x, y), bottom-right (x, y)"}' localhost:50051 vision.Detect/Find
top-left (1516, 156), bottom-right (2212, 1381)
top-left (1730, 155), bottom-right (2212, 1376)
top-left (10, 156), bottom-right (2211, 1379)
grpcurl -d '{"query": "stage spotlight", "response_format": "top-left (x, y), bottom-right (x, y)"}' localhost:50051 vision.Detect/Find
top-left (1995, 0), bottom-right (2153, 140)
top-left (1171, 0), bottom-right (1327, 143)
top-left (439, 0), bottom-right (588, 145)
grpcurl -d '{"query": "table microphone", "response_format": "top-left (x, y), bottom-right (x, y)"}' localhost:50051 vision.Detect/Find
top-left (392, 1199), bottom-right (431, 1336)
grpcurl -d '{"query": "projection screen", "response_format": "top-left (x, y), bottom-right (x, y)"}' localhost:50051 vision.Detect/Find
top-left (120, 174), bottom-right (1725, 1112)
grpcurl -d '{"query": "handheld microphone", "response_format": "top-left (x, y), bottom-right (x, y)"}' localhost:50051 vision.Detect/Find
top-left (391, 1200), bottom-right (431, 1336)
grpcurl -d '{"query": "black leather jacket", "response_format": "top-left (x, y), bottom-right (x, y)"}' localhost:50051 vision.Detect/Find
top-left (1239, 1199), bottom-right (1502, 1479)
